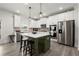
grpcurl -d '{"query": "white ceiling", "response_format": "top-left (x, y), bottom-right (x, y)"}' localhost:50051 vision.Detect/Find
top-left (0, 3), bottom-right (76, 18)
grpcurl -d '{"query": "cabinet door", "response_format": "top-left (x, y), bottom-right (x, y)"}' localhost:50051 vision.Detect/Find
top-left (38, 37), bottom-right (45, 53)
top-left (38, 36), bottom-right (50, 53)
top-left (64, 11), bottom-right (74, 21)
top-left (44, 36), bottom-right (50, 51)
top-left (14, 15), bottom-right (21, 27)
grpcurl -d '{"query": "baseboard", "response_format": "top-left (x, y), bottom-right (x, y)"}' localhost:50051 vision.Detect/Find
top-left (0, 39), bottom-right (9, 45)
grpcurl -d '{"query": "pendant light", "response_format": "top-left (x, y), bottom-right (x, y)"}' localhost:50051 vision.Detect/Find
top-left (39, 3), bottom-right (47, 18)
top-left (28, 6), bottom-right (31, 18)
top-left (28, 6), bottom-right (32, 28)
top-left (39, 3), bottom-right (43, 17)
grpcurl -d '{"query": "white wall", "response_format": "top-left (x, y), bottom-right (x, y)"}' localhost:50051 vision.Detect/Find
top-left (0, 10), bottom-right (13, 44)
top-left (0, 11), bottom-right (29, 44)
top-left (73, 5), bottom-right (78, 48)
top-left (75, 4), bottom-right (79, 50)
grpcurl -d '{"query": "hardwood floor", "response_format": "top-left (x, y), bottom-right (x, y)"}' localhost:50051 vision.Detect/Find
top-left (0, 40), bottom-right (79, 56)
top-left (42, 40), bottom-right (79, 56)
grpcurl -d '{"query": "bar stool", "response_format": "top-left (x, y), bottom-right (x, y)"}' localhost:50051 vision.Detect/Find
top-left (20, 36), bottom-right (28, 55)
top-left (27, 39), bottom-right (34, 56)
top-left (20, 36), bottom-right (34, 56)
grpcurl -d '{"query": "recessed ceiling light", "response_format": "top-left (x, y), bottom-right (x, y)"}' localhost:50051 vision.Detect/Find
top-left (59, 7), bottom-right (63, 10)
top-left (16, 10), bottom-right (20, 13)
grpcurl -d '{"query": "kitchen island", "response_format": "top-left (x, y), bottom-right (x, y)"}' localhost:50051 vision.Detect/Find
top-left (21, 32), bottom-right (50, 56)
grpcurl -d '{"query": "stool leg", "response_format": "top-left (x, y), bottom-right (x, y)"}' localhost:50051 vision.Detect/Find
top-left (24, 41), bottom-right (26, 51)
top-left (22, 41), bottom-right (25, 56)
top-left (30, 44), bottom-right (32, 56)
top-left (22, 47), bottom-right (24, 56)
top-left (25, 46), bottom-right (27, 55)
top-left (20, 40), bottom-right (22, 51)
top-left (20, 35), bottom-right (23, 52)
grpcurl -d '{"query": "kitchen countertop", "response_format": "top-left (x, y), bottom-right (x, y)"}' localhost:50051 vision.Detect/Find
top-left (20, 32), bottom-right (49, 38)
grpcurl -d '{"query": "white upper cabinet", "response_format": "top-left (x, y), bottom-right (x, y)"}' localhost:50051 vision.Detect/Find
top-left (57, 11), bottom-right (74, 21)
top-left (58, 13), bottom-right (65, 21)
top-left (29, 19), bottom-right (39, 28)
top-left (52, 11), bottom-right (74, 22)
top-left (47, 16), bottom-right (54, 26)
top-left (14, 15), bottom-right (21, 27)
top-left (14, 11), bottom-right (74, 28)
top-left (29, 20), bottom-right (36, 28)
top-left (64, 11), bottom-right (74, 20)
top-left (32, 11), bottom-right (74, 28)
top-left (20, 16), bottom-right (29, 27)
top-left (47, 15), bottom-right (58, 26)
top-left (37, 18), bottom-right (47, 28)
top-left (46, 11), bottom-right (74, 26)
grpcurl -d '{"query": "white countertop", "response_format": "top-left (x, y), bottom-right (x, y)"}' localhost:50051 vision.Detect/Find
top-left (20, 32), bottom-right (49, 38)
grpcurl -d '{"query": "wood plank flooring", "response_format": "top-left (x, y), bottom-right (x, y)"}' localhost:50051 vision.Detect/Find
top-left (42, 40), bottom-right (79, 56)
top-left (0, 40), bottom-right (79, 56)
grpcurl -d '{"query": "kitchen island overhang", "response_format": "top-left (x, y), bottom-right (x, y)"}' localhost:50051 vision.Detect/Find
top-left (20, 32), bottom-right (51, 56)
top-left (21, 32), bottom-right (50, 38)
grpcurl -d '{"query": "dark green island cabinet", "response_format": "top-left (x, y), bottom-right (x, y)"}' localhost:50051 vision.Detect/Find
top-left (30, 35), bottom-right (50, 56)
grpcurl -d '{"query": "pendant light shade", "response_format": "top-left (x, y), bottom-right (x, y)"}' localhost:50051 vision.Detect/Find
top-left (27, 3), bottom-right (47, 20)
top-left (40, 11), bottom-right (43, 17)
top-left (39, 3), bottom-right (43, 17)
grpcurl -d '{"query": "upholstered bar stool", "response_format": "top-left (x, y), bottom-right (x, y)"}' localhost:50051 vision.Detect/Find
top-left (20, 35), bottom-right (28, 55)
top-left (27, 39), bottom-right (34, 56)
top-left (20, 35), bottom-right (34, 56)
top-left (24, 38), bottom-right (34, 56)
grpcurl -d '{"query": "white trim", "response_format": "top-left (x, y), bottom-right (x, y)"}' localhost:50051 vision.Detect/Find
top-left (14, 32), bottom-right (17, 43)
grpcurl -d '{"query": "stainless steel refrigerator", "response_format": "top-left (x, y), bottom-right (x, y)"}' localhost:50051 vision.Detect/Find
top-left (57, 20), bottom-right (75, 47)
